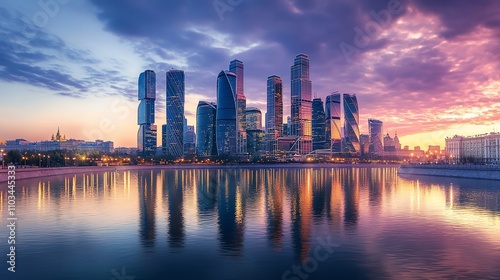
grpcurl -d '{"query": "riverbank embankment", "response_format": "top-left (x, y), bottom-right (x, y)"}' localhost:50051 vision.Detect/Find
top-left (398, 164), bottom-right (500, 181)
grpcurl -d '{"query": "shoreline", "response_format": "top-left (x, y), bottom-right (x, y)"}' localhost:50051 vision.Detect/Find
top-left (398, 164), bottom-right (500, 181)
top-left (0, 163), bottom-right (400, 183)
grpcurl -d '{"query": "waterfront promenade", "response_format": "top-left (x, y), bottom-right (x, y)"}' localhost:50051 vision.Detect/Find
top-left (399, 164), bottom-right (500, 181)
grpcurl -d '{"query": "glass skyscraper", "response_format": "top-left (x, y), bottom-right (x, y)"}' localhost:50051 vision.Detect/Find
top-left (184, 125), bottom-right (196, 156)
top-left (196, 101), bottom-right (217, 157)
top-left (164, 70), bottom-right (185, 158)
top-left (343, 94), bottom-right (360, 154)
top-left (229, 59), bottom-right (247, 154)
top-left (266, 75), bottom-right (283, 153)
top-left (216, 70), bottom-right (237, 156)
top-left (369, 119), bottom-right (384, 155)
top-left (312, 97), bottom-right (326, 151)
top-left (246, 107), bottom-right (262, 131)
top-left (325, 93), bottom-right (342, 153)
top-left (290, 54), bottom-right (312, 154)
top-left (137, 70), bottom-right (157, 156)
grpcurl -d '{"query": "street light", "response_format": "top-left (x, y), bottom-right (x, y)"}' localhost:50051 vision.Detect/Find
top-left (0, 149), bottom-right (4, 169)
top-left (38, 153), bottom-right (42, 167)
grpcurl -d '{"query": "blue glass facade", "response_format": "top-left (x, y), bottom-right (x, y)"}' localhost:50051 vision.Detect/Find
top-left (266, 75), bottom-right (283, 152)
top-left (230, 60), bottom-right (247, 154)
top-left (216, 71), bottom-right (237, 156)
top-left (369, 119), bottom-right (384, 155)
top-left (137, 70), bottom-right (157, 155)
top-left (138, 124), bottom-right (157, 156)
top-left (245, 107), bottom-right (262, 131)
top-left (325, 93), bottom-right (342, 153)
top-left (165, 70), bottom-right (185, 158)
top-left (312, 98), bottom-right (326, 151)
top-left (196, 101), bottom-right (217, 157)
top-left (343, 94), bottom-right (360, 154)
top-left (247, 129), bottom-right (265, 156)
top-left (290, 54), bottom-right (312, 154)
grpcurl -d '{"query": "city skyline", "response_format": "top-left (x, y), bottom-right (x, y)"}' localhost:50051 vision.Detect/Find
top-left (1, 1), bottom-right (499, 149)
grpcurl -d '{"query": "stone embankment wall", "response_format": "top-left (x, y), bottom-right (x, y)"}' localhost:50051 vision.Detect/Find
top-left (398, 164), bottom-right (500, 180)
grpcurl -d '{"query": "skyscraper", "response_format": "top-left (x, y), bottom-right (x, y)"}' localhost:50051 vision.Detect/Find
top-left (343, 94), bottom-right (360, 154)
top-left (196, 101), bottom-right (217, 157)
top-left (246, 130), bottom-right (265, 156)
top-left (164, 70), bottom-right (185, 158)
top-left (216, 70), bottom-right (237, 156)
top-left (184, 125), bottom-right (196, 156)
top-left (266, 75), bottom-right (283, 153)
top-left (368, 119), bottom-right (384, 155)
top-left (325, 93), bottom-right (342, 153)
top-left (359, 134), bottom-right (370, 155)
top-left (290, 54), bottom-right (312, 154)
top-left (137, 70), bottom-right (157, 156)
top-left (246, 107), bottom-right (262, 131)
top-left (229, 60), bottom-right (247, 154)
top-left (312, 97), bottom-right (326, 151)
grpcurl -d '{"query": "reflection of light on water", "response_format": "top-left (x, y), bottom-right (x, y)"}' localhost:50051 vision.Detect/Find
top-left (124, 171), bottom-right (131, 198)
top-left (330, 169), bottom-right (343, 230)
top-left (236, 185), bottom-right (243, 224)
top-left (397, 179), bottom-right (500, 246)
top-left (417, 180), bottom-right (421, 211)
top-left (443, 208), bottom-right (500, 244)
top-left (0, 191), bottom-right (3, 220)
top-left (450, 185), bottom-right (454, 208)
top-left (72, 176), bottom-right (76, 202)
top-left (37, 182), bottom-right (42, 210)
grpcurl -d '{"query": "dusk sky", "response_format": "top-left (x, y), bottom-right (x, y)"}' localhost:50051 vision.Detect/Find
top-left (1, 0), bottom-right (499, 149)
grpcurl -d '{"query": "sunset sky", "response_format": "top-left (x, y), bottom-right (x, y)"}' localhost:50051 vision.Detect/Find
top-left (1, 0), bottom-right (499, 149)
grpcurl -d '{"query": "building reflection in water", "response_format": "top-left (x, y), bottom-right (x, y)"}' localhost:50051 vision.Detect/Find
top-left (163, 170), bottom-right (185, 248)
top-left (290, 169), bottom-right (313, 261)
top-left (138, 171), bottom-right (157, 247)
top-left (368, 168), bottom-right (383, 207)
top-left (265, 169), bottom-right (284, 251)
top-left (342, 168), bottom-right (360, 232)
top-left (0, 166), bottom-right (499, 279)
top-left (197, 169), bottom-right (217, 217)
top-left (327, 169), bottom-right (343, 231)
top-left (217, 169), bottom-right (245, 255)
top-left (312, 169), bottom-right (327, 219)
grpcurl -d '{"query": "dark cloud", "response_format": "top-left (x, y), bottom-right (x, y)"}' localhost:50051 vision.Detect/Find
top-left (90, 0), bottom-right (410, 63)
top-left (0, 7), bottom-right (127, 99)
top-left (413, 0), bottom-right (500, 39)
top-left (86, 0), bottom-right (415, 121)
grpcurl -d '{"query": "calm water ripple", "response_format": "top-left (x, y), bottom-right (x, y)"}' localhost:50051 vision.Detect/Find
top-left (1, 166), bottom-right (499, 280)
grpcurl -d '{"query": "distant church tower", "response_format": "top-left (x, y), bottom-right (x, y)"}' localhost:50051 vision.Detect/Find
top-left (51, 127), bottom-right (66, 142)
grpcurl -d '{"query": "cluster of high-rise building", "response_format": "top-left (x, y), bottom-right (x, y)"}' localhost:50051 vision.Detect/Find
top-left (137, 60), bottom-right (249, 158)
top-left (137, 54), bottom-right (406, 160)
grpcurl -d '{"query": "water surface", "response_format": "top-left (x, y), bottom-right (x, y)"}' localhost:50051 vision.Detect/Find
top-left (1, 166), bottom-right (499, 280)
